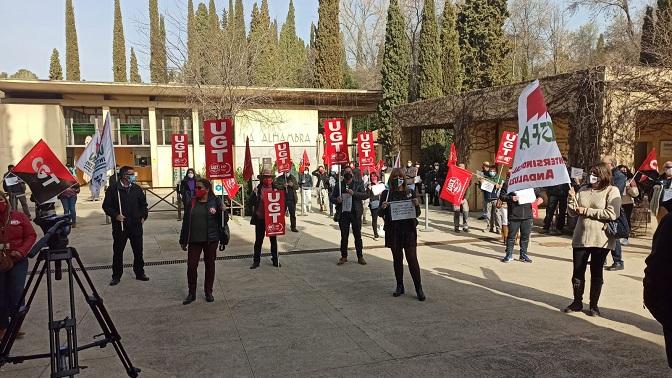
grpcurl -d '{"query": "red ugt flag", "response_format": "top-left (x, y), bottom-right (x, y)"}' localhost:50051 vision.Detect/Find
top-left (324, 119), bottom-right (349, 165)
top-left (204, 119), bottom-right (234, 179)
top-left (264, 189), bottom-right (286, 237)
top-left (357, 131), bottom-right (376, 171)
top-left (275, 142), bottom-right (292, 173)
top-left (299, 149), bottom-right (310, 173)
top-left (495, 131), bottom-right (518, 166)
top-left (171, 134), bottom-right (189, 168)
top-left (439, 164), bottom-right (473, 206)
top-left (12, 140), bottom-right (77, 204)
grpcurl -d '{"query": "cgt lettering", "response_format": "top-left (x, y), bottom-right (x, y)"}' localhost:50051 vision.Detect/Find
top-left (32, 157), bottom-right (60, 187)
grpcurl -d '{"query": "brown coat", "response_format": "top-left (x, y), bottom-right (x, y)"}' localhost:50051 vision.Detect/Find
top-left (568, 185), bottom-right (621, 250)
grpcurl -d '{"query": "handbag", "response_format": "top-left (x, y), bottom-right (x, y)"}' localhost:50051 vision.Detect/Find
top-left (606, 205), bottom-right (630, 239)
top-left (496, 198), bottom-right (503, 209)
top-left (0, 249), bottom-right (13, 272)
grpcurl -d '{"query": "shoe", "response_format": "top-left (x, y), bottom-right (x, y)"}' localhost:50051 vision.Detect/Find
top-left (539, 228), bottom-right (549, 234)
top-left (109, 278), bottom-right (120, 286)
top-left (71, 223), bottom-right (77, 228)
top-left (620, 238), bottom-right (629, 246)
top-left (563, 278), bottom-right (585, 313)
top-left (205, 294), bottom-right (215, 303)
top-left (563, 300), bottom-right (583, 313)
top-left (357, 257), bottom-right (367, 265)
top-left (337, 257), bottom-right (348, 265)
top-left (463, 227), bottom-right (469, 233)
top-left (136, 274), bottom-right (150, 281)
top-left (455, 228), bottom-right (461, 233)
top-left (587, 306), bottom-right (601, 317)
top-left (519, 256), bottom-right (533, 263)
top-left (183, 294), bottom-right (196, 305)
top-left (16, 331), bottom-right (25, 339)
top-left (588, 281), bottom-right (603, 317)
top-left (416, 288), bottom-right (426, 302)
top-left (393, 284), bottom-right (405, 297)
top-left (373, 236), bottom-right (379, 241)
top-left (291, 228), bottom-right (299, 233)
top-left (501, 256), bottom-right (513, 263)
top-left (250, 262), bottom-right (260, 269)
top-left (478, 215), bottom-right (486, 220)
top-left (605, 262), bottom-right (624, 271)
top-left (272, 260), bottom-right (282, 268)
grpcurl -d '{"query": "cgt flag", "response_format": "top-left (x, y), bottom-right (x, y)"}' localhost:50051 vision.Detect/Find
top-left (264, 189), bottom-right (286, 237)
top-left (204, 119), bottom-right (234, 179)
top-left (222, 177), bottom-right (240, 199)
top-left (13, 140), bottom-right (77, 204)
top-left (275, 142), bottom-right (292, 173)
top-left (357, 132), bottom-right (376, 171)
top-left (324, 119), bottom-right (349, 165)
top-left (508, 80), bottom-right (570, 193)
top-left (439, 164), bottom-right (473, 206)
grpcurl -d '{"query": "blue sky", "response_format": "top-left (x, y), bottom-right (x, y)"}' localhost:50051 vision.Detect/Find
top-left (0, 0), bottom-right (319, 81)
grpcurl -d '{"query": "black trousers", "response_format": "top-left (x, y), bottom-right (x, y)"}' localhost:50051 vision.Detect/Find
top-left (572, 247), bottom-right (609, 285)
top-left (253, 221), bottom-right (278, 263)
top-left (286, 201), bottom-right (297, 229)
top-left (370, 208), bottom-right (379, 238)
top-left (339, 211), bottom-right (363, 258)
top-left (622, 203), bottom-right (634, 230)
top-left (112, 222), bottom-right (145, 279)
top-left (391, 233), bottom-right (422, 290)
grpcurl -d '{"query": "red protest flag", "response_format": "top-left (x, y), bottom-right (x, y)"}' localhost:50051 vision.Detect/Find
top-left (12, 139), bottom-right (78, 204)
top-left (324, 118), bottom-right (349, 165)
top-left (299, 149), bottom-right (310, 172)
top-left (275, 142), bottom-right (292, 173)
top-left (204, 119), bottom-right (234, 179)
top-left (243, 136), bottom-right (253, 181)
top-left (222, 177), bottom-right (240, 199)
top-left (357, 131), bottom-right (376, 171)
top-left (439, 164), bottom-right (473, 206)
top-left (638, 148), bottom-right (658, 172)
top-left (171, 134), bottom-right (189, 168)
top-left (448, 144), bottom-right (458, 166)
top-left (494, 131), bottom-right (518, 166)
top-left (264, 189), bottom-right (286, 237)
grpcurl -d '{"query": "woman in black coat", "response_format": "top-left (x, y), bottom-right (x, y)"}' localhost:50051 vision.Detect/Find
top-left (179, 178), bottom-right (229, 305)
top-left (178, 168), bottom-right (198, 209)
top-left (249, 168), bottom-right (280, 269)
top-left (379, 168), bottom-right (424, 301)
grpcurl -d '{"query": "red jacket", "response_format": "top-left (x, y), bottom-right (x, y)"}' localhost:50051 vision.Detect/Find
top-left (1, 211), bottom-right (37, 259)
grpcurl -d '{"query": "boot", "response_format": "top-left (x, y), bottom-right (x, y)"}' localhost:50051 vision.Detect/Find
top-left (393, 283), bottom-right (405, 297)
top-left (416, 286), bottom-right (426, 301)
top-left (563, 278), bottom-right (584, 313)
top-left (183, 293), bottom-right (196, 305)
top-left (588, 281), bottom-right (603, 317)
top-left (502, 225), bottom-right (509, 244)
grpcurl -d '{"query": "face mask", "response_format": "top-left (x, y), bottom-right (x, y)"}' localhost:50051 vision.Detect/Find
top-left (589, 175), bottom-right (599, 184)
top-left (304, 170), bottom-right (309, 174)
top-left (382, 166), bottom-right (387, 171)
top-left (262, 178), bottom-right (273, 186)
top-left (407, 164), bottom-right (412, 168)
top-left (434, 166), bottom-right (439, 170)
top-left (371, 177), bottom-right (378, 183)
top-left (488, 172), bottom-right (496, 177)
top-left (666, 168), bottom-right (672, 176)
top-left (395, 177), bottom-right (405, 187)
top-left (415, 165), bottom-right (420, 168)
top-left (343, 173), bottom-right (353, 180)
top-left (195, 188), bottom-right (208, 198)
top-left (187, 173), bottom-right (195, 179)
top-left (0, 201), bottom-right (7, 214)
top-left (128, 175), bottom-right (137, 184)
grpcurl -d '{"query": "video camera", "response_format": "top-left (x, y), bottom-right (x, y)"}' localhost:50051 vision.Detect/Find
top-left (29, 214), bottom-right (72, 258)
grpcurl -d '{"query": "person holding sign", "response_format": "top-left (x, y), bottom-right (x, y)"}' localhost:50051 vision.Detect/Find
top-left (274, 172), bottom-right (299, 233)
top-left (331, 166), bottom-right (368, 265)
top-left (499, 181), bottom-right (542, 263)
top-left (564, 163), bottom-right (621, 317)
top-left (453, 163), bottom-right (471, 233)
top-left (367, 172), bottom-right (384, 240)
top-left (250, 168), bottom-right (281, 269)
top-left (379, 168), bottom-right (424, 301)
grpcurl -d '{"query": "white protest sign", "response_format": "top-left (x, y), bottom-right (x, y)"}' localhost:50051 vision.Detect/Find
top-left (480, 180), bottom-right (495, 193)
top-left (508, 80), bottom-right (570, 193)
top-left (663, 189), bottom-right (672, 203)
top-left (341, 193), bottom-right (353, 212)
top-left (390, 200), bottom-right (416, 221)
top-left (371, 183), bottom-right (386, 196)
top-left (3, 176), bottom-right (18, 186)
top-left (516, 188), bottom-right (536, 204)
top-left (571, 167), bottom-right (584, 180)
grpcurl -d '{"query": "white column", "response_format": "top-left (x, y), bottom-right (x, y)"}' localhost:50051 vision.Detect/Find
top-left (191, 108), bottom-right (202, 172)
top-left (148, 107), bottom-right (159, 186)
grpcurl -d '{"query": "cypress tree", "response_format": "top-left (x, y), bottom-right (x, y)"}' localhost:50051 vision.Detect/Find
top-left (314, 0), bottom-right (344, 88)
top-left (221, 9), bottom-right (228, 30)
top-left (641, 6), bottom-right (656, 65)
top-left (130, 48), bottom-right (141, 83)
top-left (441, 1), bottom-right (462, 95)
top-left (310, 22), bottom-right (317, 48)
top-left (208, 0), bottom-right (219, 32)
top-left (594, 33), bottom-right (606, 64)
top-left (418, 0), bottom-right (443, 100)
top-left (234, 0), bottom-right (246, 39)
top-left (149, 0), bottom-right (160, 82)
top-left (249, 0), bottom-right (279, 86)
top-left (187, 0), bottom-right (195, 65)
top-left (65, 0), bottom-right (80, 80)
top-left (655, 0), bottom-right (672, 66)
top-left (377, 0), bottom-right (410, 151)
top-left (159, 15), bottom-right (168, 82)
top-left (113, 0), bottom-right (127, 82)
top-left (457, 0), bottom-right (510, 90)
top-left (49, 48), bottom-right (63, 80)
top-left (279, 0), bottom-right (307, 87)
top-left (227, 0), bottom-right (235, 30)
top-left (193, 3), bottom-right (210, 83)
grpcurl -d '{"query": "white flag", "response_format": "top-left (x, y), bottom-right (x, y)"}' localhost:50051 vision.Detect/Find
top-left (76, 114), bottom-right (116, 198)
top-left (508, 80), bottom-right (570, 193)
top-left (393, 152), bottom-right (401, 168)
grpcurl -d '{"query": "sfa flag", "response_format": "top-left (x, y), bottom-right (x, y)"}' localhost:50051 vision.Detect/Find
top-left (13, 140), bottom-right (77, 204)
top-left (439, 164), bottom-right (473, 206)
top-left (76, 113), bottom-right (116, 198)
top-left (508, 80), bottom-right (570, 193)
top-left (264, 189), bottom-right (286, 237)
top-left (204, 119), bottom-right (235, 179)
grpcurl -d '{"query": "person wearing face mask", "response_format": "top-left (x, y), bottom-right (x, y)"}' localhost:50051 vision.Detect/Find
top-left (179, 179), bottom-right (229, 304)
top-left (0, 191), bottom-right (37, 341)
top-left (299, 166), bottom-right (314, 213)
top-left (453, 163), bottom-right (471, 233)
top-left (274, 171), bottom-right (300, 232)
top-left (178, 168), bottom-right (198, 210)
top-left (478, 162), bottom-right (493, 220)
top-left (379, 168), bottom-right (424, 301)
top-left (484, 165), bottom-right (503, 234)
top-left (499, 178), bottom-right (542, 263)
top-left (616, 165), bottom-right (638, 246)
top-left (654, 161), bottom-right (672, 222)
top-left (250, 168), bottom-right (281, 269)
top-left (404, 161), bottom-right (418, 191)
top-left (331, 166), bottom-right (369, 265)
top-left (367, 172), bottom-right (383, 240)
top-left (103, 166), bottom-right (149, 286)
top-left (564, 163), bottom-right (621, 316)
top-left (312, 165), bottom-right (330, 212)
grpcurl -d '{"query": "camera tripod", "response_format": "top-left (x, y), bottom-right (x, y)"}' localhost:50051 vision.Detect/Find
top-left (0, 246), bottom-right (140, 377)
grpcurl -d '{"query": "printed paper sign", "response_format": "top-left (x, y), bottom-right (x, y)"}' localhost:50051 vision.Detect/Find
top-left (204, 119), bottom-right (234, 179)
top-left (663, 189), bottom-right (672, 203)
top-left (570, 167), bottom-right (584, 180)
top-left (341, 193), bottom-right (353, 212)
top-left (324, 119), bottom-right (349, 165)
top-left (171, 134), bottom-right (189, 168)
top-left (274, 142), bottom-right (292, 173)
top-left (495, 131), bottom-right (518, 166)
top-left (371, 183), bottom-right (386, 196)
top-left (3, 175), bottom-right (18, 186)
top-left (480, 180), bottom-right (496, 193)
top-left (264, 189), bottom-right (286, 237)
top-left (508, 80), bottom-right (570, 193)
top-left (516, 188), bottom-right (536, 205)
top-left (390, 200), bottom-right (416, 221)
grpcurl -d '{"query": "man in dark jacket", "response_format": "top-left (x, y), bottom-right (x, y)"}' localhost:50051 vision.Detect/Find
top-left (425, 163), bottom-right (440, 206)
top-left (500, 181), bottom-right (541, 263)
top-left (644, 198), bottom-right (672, 368)
top-left (331, 165), bottom-right (369, 265)
top-left (102, 166), bottom-right (149, 286)
top-left (312, 165), bottom-right (330, 212)
top-left (542, 183), bottom-right (570, 235)
top-left (274, 172), bottom-right (299, 232)
top-left (3, 165), bottom-right (31, 219)
top-left (603, 156), bottom-right (627, 271)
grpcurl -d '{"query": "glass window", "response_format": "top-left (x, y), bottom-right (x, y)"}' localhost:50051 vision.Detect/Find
top-left (109, 108), bottom-right (150, 146)
top-left (156, 109), bottom-right (193, 145)
top-left (63, 107), bottom-right (103, 145)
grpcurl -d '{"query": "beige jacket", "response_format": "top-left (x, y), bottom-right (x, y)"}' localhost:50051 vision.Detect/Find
top-left (568, 185), bottom-right (621, 250)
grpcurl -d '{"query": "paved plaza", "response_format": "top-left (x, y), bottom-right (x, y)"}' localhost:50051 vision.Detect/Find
top-left (1, 195), bottom-right (670, 377)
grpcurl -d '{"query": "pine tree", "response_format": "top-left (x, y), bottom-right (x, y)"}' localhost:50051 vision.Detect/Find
top-left (279, 0), bottom-right (307, 87)
top-left (65, 0), bottom-right (80, 80)
top-left (377, 0), bottom-right (410, 151)
top-left (149, 0), bottom-right (161, 82)
top-left (457, 0), bottom-right (510, 90)
top-left (187, 0), bottom-right (195, 66)
top-left (113, 0), bottom-right (127, 82)
top-left (641, 6), bottom-right (656, 65)
top-left (314, 0), bottom-right (344, 88)
top-left (49, 48), bottom-right (63, 80)
top-left (130, 48), bottom-right (141, 82)
top-left (440, 1), bottom-right (462, 95)
top-left (418, 0), bottom-right (443, 100)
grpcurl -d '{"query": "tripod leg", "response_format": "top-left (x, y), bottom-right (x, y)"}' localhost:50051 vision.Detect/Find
top-left (70, 249), bottom-right (140, 377)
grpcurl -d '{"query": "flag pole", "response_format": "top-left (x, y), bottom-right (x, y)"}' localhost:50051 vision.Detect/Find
top-left (107, 113), bottom-right (124, 232)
